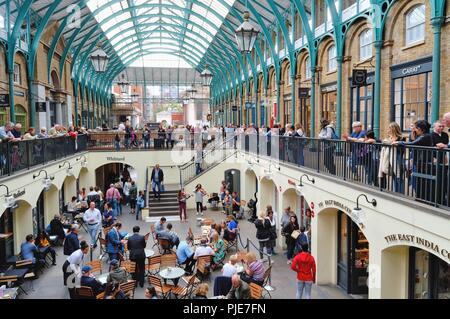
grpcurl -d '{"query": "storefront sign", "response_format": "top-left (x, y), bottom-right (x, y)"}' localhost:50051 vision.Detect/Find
top-left (318, 200), bottom-right (352, 215)
top-left (231, 105), bottom-right (238, 111)
top-left (0, 94), bottom-right (9, 107)
top-left (106, 157), bottom-right (125, 161)
top-left (14, 91), bottom-right (24, 97)
top-left (384, 234), bottom-right (450, 263)
top-left (321, 83), bottom-right (337, 93)
top-left (298, 87), bottom-right (310, 98)
top-left (13, 189), bottom-right (25, 199)
top-left (35, 102), bottom-right (46, 112)
top-left (245, 102), bottom-right (255, 109)
top-left (391, 57), bottom-right (433, 79)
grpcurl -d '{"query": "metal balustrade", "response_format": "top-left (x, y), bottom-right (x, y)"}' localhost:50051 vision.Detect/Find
top-left (238, 134), bottom-right (450, 210)
top-left (0, 134), bottom-right (87, 179)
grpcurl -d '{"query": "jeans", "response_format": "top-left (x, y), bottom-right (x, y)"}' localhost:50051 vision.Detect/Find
top-left (258, 240), bottom-right (272, 259)
top-left (114, 141), bottom-right (120, 151)
top-left (195, 163), bottom-right (202, 174)
top-left (152, 181), bottom-right (161, 199)
top-left (86, 223), bottom-right (99, 246)
top-left (296, 280), bottom-right (313, 299)
top-left (124, 138), bottom-right (130, 149)
top-left (144, 139), bottom-right (150, 149)
top-left (136, 205), bottom-right (142, 220)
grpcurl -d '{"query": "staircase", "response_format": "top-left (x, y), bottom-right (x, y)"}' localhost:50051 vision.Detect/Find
top-left (145, 188), bottom-right (180, 223)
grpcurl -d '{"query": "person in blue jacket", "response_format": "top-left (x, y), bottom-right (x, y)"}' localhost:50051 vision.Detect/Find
top-left (106, 222), bottom-right (126, 261)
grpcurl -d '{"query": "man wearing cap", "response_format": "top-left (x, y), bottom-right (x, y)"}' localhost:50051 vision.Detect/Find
top-left (106, 259), bottom-right (128, 285)
top-left (80, 265), bottom-right (105, 297)
top-left (127, 226), bottom-right (146, 287)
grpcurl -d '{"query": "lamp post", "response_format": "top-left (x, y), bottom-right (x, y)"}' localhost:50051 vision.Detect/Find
top-left (89, 44), bottom-right (109, 73)
top-left (264, 162), bottom-right (280, 178)
top-left (200, 65), bottom-right (213, 87)
top-left (235, 11), bottom-right (261, 53)
top-left (76, 155), bottom-right (88, 168)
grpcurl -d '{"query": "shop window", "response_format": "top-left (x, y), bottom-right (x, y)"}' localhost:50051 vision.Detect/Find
top-left (14, 105), bottom-right (27, 133)
top-left (351, 82), bottom-right (374, 131)
top-left (305, 57), bottom-right (311, 79)
top-left (283, 97), bottom-right (292, 124)
top-left (13, 63), bottom-right (21, 84)
top-left (328, 45), bottom-right (337, 71)
top-left (0, 208), bottom-right (14, 264)
top-left (359, 28), bottom-right (373, 61)
top-left (393, 72), bottom-right (432, 132)
top-left (0, 107), bottom-right (7, 124)
top-left (406, 5), bottom-right (426, 45)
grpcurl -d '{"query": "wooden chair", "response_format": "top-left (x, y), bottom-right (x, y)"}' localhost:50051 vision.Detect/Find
top-left (146, 255), bottom-right (161, 275)
top-left (76, 286), bottom-right (95, 299)
top-left (85, 259), bottom-right (102, 275)
top-left (171, 274), bottom-right (196, 299)
top-left (120, 280), bottom-right (137, 299)
top-left (160, 253), bottom-right (177, 269)
top-left (194, 259), bottom-right (209, 282)
top-left (144, 232), bottom-right (150, 243)
top-left (150, 224), bottom-right (158, 248)
top-left (148, 275), bottom-right (173, 299)
top-left (249, 282), bottom-right (263, 299)
top-left (158, 237), bottom-right (173, 255)
top-left (98, 237), bottom-right (108, 261)
top-left (261, 265), bottom-right (273, 299)
top-left (120, 260), bottom-right (136, 276)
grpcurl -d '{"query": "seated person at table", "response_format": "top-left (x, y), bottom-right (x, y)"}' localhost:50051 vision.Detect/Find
top-left (210, 233), bottom-right (225, 270)
top-left (240, 252), bottom-right (265, 286)
top-left (176, 236), bottom-right (196, 275)
top-left (67, 196), bottom-right (79, 218)
top-left (226, 274), bottom-right (251, 299)
top-left (154, 217), bottom-right (166, 236)
top-left (64, 224), bottom-right (80, 256)
top-left (103, 282), bottom-right (126, 299)
top-left (107, 259), bottom-right (128, 285)
top-left (49, 214), bottom-right (66, 245)
top-left (20, 234), bottom-right (45, 267)
top-left (145, 286), bottom-right (158, 299)
top-left (35, 231), bottom-right (57, 266)
top-left (194, 238), bottom-right (215, 262)
top-left (223, 215), bottom-right (238, 242)
top-left (192, 283), bottom-right (209, 299)
top-left (102, 202), bottom-right (114, 228)
top-left (80, 265), bottom-right (105, 297)
top-left (158, 223), bottom-right (180, 248)
top-left (221, 254), bottom-right (238, 277)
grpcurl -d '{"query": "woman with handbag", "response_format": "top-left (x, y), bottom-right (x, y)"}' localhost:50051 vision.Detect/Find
top-left (282, 215), bottom-right (300, 265)
top-left (254, 211), bottom-right (272, 260)
top-left (267, 208), bottom-right (277, 255)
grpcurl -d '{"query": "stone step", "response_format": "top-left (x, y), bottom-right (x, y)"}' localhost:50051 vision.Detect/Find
top-left (148, 206), bottom-right (179, 212)
top-left (146, 216), bottom-right (180, 223)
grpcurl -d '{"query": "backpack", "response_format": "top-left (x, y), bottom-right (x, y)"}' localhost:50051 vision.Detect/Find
top-left (329, 127), bottom-right (339, 140)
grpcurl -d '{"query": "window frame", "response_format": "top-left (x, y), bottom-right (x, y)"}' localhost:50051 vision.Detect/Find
top-left (328, 45), bottom-right (337, 72)
top-left (13, 63), bottom-right (21, 84)
top-left (405, 5), bottom-right (426, 45)
top-left (359, 28), bottom-right (373, 61)
top-left (305, 57), bottom-right (311, 79)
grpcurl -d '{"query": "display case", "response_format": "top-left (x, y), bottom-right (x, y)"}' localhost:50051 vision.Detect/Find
top-left (355, 230), bottom-right (369, 269)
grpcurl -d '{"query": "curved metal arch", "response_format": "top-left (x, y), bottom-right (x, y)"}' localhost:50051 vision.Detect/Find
top-left (66, 2), bottom-right (246, 84)
top-left (73, 11), bottom-right (240, 88)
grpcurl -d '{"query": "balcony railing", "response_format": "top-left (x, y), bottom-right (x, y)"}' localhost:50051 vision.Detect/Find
top-left (239, 134), bottom-right (450, 210)
top-left (0, 134), bottom-right (87, 179)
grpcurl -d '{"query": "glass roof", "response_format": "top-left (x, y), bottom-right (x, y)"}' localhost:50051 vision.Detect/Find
top-left (87, 0), bottom-right (236, 68)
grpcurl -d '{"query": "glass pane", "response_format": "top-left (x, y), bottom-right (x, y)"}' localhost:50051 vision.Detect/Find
top-left (414, 250), bottom-right (429, 299)
top-left (338, 213), bottom-right (348, 266)
top-left (437, 259), bottom-right (450, 299)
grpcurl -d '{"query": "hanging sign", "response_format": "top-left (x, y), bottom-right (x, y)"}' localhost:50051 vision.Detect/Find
top-left (0, 94), bottom-right (9, 107)
top-left (35, 102), bottom-right (46, 112)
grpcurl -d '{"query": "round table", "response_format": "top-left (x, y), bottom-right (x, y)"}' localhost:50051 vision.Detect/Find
top-left (159, 267), bottom-right (185, 286)
top-left (145, 249), bottom-right (155, 258)
top-left (97, 273), bottom-right (109, 285)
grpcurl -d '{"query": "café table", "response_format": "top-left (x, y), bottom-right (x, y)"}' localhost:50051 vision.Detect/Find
top-left (159, 267), bottom-right (185, 286)
top-left (4, 268), bottom-right (28, 280)
top-left (96, 273), bottom-right (109, 285)
top-left (145, 249), bottom-right (155, 258)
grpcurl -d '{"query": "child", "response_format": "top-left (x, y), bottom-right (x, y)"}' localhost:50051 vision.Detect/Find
top-left (221, 254), bottom-right (239, 277)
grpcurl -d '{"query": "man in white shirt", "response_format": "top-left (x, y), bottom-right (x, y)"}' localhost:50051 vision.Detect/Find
top-left (62, 241), bottom-right (89, 299)
top-left (194, 238), bottom-right (215, 259)
top-left (83, 202), bottom-right (102, 248)
top-left (222, 254), bottom-right (239, 277)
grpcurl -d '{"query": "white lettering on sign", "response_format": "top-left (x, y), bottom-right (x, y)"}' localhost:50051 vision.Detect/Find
top-left (402, 65), bottom-right (421, 76)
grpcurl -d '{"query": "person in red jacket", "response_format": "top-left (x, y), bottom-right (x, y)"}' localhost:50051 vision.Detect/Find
top-left (291, 242), bottom-right (316, 299)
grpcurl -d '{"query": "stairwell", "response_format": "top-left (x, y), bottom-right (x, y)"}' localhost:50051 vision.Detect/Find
top-left (145, 187), bottom-right (180, 223)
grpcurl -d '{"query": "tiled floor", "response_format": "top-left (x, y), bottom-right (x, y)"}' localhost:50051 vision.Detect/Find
top-left (22, 204), bottom-right (351, 299)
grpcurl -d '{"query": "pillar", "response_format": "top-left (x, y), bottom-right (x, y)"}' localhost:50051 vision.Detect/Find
top-left (55, 101), bottom-right (63, 125)
top-left (336, 56), bottom-right (343, 136)
top-left (430, 17), bottom-right (445, 125)
top-left (373, 40), bottom-right (382, 138)
top-left (310, 69), bottom-right (316, 136)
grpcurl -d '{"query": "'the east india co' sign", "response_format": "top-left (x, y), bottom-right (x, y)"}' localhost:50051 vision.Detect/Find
top-left (384, 234), bottom-right (450, 263)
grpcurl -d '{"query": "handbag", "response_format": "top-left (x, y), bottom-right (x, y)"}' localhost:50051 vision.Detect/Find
top-left (291, 230), bottom-right (301, 239)
top-left (202, 205), bottom-right (207, 211)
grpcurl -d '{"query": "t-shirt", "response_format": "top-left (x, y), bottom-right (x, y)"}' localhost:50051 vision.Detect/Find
top-left (222, 263), bottom-right (238, 277)
top-left (194, 245), bottom-right (214, 258)
top-left (232, 196), bottom-right (240, 211)
top-left (228, 220), bottom-right (238, 231)
top-left (21, 242), bottom-right (37, 263)
top-left (248, 260), bottom-right (265, 282)
top-left (176, 241), bottom-right (193, 264)
top-left (194, 190), bottom-right (204, 203)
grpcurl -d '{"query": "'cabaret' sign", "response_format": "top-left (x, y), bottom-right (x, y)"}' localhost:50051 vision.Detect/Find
top-left (106, 157), bottom-right (125, 161)
top-left (384, 234), bottom-right (450, 262)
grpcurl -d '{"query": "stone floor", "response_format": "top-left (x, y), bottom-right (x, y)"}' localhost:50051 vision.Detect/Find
top-left (22, 204), bottom-right (351, 299)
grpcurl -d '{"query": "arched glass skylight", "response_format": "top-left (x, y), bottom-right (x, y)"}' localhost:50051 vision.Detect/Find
top-left (86, 0), bottom-right (236, 68)
top-left (129, 53), bottom-right (193, 68)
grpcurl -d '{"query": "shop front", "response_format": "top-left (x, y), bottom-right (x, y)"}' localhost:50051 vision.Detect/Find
top-left (350, 73), bottom-right (374, 131)
top-left (391, 56), bottom-right (433, 132)
top-left (298, 87), bottom-right (311, 136)
top-left (337, 211), bottom-right (369, 295)
top-left (283, 95), bottom-right (292, 125)
top-left (321, 83), bottom-right (337, 124)
top-left (245, 102), bottom-right (256, 125)
top-left (409, 247), bottom-right (450, 299)
top-left (0, 208), bottom-right (14, 265)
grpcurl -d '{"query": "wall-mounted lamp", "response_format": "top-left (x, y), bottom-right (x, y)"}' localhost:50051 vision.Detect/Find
top-left (33, 169), bottom-right (55, 191)
top-left (59, 161), bottom-right (74, 176)
top-left (296, 174), bottom-right (315, 196)
top-left (76, 155), bottom-right (88, 168)
top-left (0, 184), bottom-right (15, 208)
top-left (351, 194), bottom-right (377, 229)
top-left (247, 156), bottom-right (259, 169)
top-left (264, 162), bottom-right (281, 178)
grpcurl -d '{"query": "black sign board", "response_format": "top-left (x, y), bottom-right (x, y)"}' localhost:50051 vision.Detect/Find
top-left (0, 94), bottom-right (9, 107)
top-left (232, 105), bottom-right (238, 111)
top-left (35, 102), bottom-right (46, 112)
top-left (298, 87), bottom-right (310, 98)
top-left (14, 91), bottom-right (25, 97)
top-left (352, 69), bottom-right (367, 86)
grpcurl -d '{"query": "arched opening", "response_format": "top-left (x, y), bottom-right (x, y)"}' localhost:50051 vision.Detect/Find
top-left (243, 169), bottom-right (258, 214)
top-left (224, 169), bottom-right (240, 196)
top-left (11, 200), bottom-right (33, 255)
top-left (50, 70), bottom-right (60, 90)
top-left (381, 245), bottom-right (450, 299)
top-left (95, 163), bottom-right (138, 194)
top-left (259, 177), bottom-right (278, 216)
top-left (316, 207), bottom-right (370, 296)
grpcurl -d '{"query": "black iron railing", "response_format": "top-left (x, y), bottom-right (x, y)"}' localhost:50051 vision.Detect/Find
top-left (238, 134), bottom-right (450, 210)
top-left (0, 134), bottom-right (87, 179)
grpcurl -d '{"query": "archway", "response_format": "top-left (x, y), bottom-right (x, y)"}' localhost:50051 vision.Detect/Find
top-left (95, 163), bottom-right (138, 193)
top-left (316, 207), bottom-right (370, 296)
top-left (12, 200), bottom-right (32, 254)
top-left (243, 168), bottom-right (258, 203)
top-left (50, 70), bottom-right (60, 90)
top-left (259, 177), bottom-right (278, 215)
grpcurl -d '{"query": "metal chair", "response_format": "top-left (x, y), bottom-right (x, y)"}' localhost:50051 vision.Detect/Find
top-left (145, 255), bottom-right (161, 275)
top-left (249, 282), bottom-right (263, 299)
top-left (148, 275), bottom-right (173, 299)
top-left (120, 280), bottom-right (137, 299)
